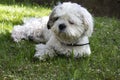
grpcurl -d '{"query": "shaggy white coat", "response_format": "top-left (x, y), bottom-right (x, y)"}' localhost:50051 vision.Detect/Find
top-left (11, 2), bottom-right (93, 60)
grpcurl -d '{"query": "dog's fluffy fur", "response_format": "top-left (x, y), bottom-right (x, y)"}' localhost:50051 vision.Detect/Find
top-left (11, 2), bottom-right (93, 60)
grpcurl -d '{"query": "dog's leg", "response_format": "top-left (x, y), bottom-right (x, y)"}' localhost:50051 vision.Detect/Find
top-left (34, 43), bottom-right (56, 61)
top-left (34, 36), bottom-right (58, 60)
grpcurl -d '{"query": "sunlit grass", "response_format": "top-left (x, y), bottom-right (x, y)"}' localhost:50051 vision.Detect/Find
top-left (0, 4), bottom-right (51, 33)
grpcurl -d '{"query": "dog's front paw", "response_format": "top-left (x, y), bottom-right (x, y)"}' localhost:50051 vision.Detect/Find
top-left (34, 51), bottom-right (47, 61)
top-left (34, 44), bottom-right (56, 61)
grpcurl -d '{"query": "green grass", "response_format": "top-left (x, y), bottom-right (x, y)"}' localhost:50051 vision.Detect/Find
top-left (0, 3), bottom-right (120, 80)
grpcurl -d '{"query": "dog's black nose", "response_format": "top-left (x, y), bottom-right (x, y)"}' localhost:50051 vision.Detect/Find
top-left (59, 24), bottom-right (66, 31)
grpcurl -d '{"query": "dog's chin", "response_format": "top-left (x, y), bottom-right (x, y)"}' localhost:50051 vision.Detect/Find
top-left (54, 31), bottom-right (81, 44)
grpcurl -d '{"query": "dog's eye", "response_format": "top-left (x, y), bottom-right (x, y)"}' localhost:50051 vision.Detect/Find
top-left (69, 20), bottom-right (74, 25)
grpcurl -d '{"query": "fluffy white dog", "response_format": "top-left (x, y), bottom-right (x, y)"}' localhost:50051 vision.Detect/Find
top-left (11, 2), bottom-right (93, 60)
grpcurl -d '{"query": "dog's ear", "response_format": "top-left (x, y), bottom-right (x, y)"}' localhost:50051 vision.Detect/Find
top-left (81, 8), bottom-right (94, 37)
top-left (47, 10), bottom-right (56, 29)
top-left (47, 16), bottom-right (53, 29)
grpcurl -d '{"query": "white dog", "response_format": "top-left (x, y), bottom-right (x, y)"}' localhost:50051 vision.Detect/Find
top-left (11, 2), bottom-right (93, 60)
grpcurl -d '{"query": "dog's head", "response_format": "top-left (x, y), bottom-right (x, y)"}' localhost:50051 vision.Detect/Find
top-left (47, 2), bottom-right (93, 44)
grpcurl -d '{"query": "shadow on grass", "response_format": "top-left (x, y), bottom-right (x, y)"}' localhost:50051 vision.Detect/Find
top-left (0, 31), bottom-right (35, 63)
top-left (0, 31), bottom-right (13, 42)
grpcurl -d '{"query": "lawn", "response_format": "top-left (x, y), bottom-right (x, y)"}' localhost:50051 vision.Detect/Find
top-left (0, 3), bottom-right (120, 80)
